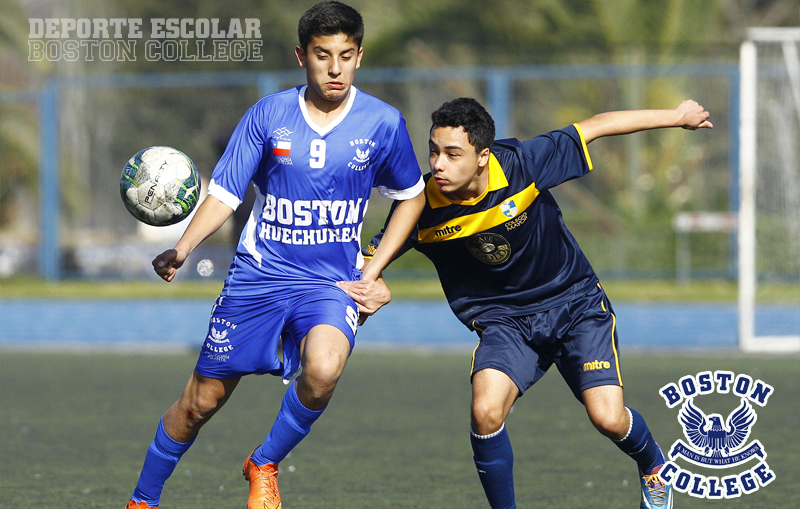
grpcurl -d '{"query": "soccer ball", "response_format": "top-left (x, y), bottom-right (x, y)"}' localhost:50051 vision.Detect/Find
top-left (120, 146), bottom-right (201, 226)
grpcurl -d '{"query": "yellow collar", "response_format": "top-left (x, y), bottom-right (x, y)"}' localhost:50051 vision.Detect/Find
top-left (427, 153), bottom-right (509, 208)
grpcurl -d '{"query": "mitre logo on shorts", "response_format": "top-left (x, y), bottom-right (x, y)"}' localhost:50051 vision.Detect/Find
top-left (583, 359), bottom-right (610, 371)
top-left (348, 138), bottom-right (375, 171)
top-left (657, 371), bottom-right (776, 499)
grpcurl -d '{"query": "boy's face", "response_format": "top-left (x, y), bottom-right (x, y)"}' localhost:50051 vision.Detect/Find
top-left (429, 126), bottom-right (490, 201)
top-left (296, 33), bottom-right (363, 104)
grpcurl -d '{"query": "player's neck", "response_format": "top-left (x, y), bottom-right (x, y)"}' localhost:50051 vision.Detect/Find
top-left (304, 85), bottom-right (351, 128)
top-left (443, 164), bottom-right (490, 202)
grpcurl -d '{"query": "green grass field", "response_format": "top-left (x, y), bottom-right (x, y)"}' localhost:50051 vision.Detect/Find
top-left (1, 350), bottom-right (798, 508)
top-left (3, 275), bottom-right (799, 303)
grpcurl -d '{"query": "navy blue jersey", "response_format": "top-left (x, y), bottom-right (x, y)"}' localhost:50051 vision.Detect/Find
top-left (364, 124), bottom-right (598, 326)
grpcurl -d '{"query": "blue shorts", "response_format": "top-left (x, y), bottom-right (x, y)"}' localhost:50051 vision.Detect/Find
top-left (195, 285), bottom-right (359, 381)
top-left (470, 285), bottom-right (622, 401)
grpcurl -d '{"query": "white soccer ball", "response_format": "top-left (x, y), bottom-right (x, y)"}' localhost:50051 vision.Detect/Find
top-left (120, 146), bottom-right (201, 226)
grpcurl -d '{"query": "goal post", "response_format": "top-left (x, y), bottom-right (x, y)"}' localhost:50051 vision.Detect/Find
top-left (738, 27), bottom-right (800, 353)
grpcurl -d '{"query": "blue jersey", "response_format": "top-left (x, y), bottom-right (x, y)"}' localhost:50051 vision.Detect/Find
top-left (365, 125), bottom-right (597, 326)
top-left (209, 85), bottom-right (424, 296)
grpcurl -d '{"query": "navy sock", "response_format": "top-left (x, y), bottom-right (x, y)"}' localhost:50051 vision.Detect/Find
top-left (252, 380), bottom-right (324, 465)
top-left (131, 417), bottom-right (195, 506)
top-left (613, 407), bottom-right (665, 473)
top-left (471, 424), bottom-right (516, 509)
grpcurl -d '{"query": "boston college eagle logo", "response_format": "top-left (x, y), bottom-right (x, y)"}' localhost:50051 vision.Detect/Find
top-left (354, 147), bottom-right (370, 164)
top-left (348, 138), bottom-right (376, 171)
top-left (657, 371), bottom-right (775, 499)
top-left (676, 398), bottom-right (757, 463)
top-left (208, 326), bottom-right (230, 344)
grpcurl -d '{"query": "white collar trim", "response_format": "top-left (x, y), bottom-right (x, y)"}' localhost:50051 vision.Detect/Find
top-left (297, 85), bottom-right (358, 136)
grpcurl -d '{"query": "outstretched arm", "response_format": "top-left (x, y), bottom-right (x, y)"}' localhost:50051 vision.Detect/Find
top-left (152, 195), bottom-right (234, 282)
top-left (577, 100), bottom-right (712, 144)
top-left (338, 190), bottom-right (425, 322)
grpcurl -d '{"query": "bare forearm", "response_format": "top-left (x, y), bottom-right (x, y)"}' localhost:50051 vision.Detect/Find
top-left (174, 195), bottom-right (235, 256)
top-left (361, 191), bottom-right (424, 281)
top-left (578, 109), bottom-right (681, 142)
top-left (577, 100), bottom-right (712, 144)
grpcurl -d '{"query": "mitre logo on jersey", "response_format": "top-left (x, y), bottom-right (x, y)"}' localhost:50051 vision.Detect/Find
top-left (657, 371), bottom-right (775, 499)
top-left (348, 138), bottom-right (376, 171)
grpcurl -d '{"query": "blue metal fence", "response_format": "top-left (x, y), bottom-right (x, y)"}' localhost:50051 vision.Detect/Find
top-left (0, 62), bottom-right (739, 281)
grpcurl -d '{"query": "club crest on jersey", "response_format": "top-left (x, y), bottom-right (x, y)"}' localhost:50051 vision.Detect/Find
top-left (271, 128), bottom-right (293, 165)
top-left (657, 371), bottom-right (776, 500)
top-left (500, 199), bottom-right (518, 218)
top-left (348, 138), bottom-right (376, 171)
top-left (466, 232), bottom-right (511, 265)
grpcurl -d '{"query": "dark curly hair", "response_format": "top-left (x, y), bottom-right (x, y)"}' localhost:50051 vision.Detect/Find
top-left (430, 98), bottom-right (495, 153)
top-left (298, 1), bottom-right (364, 51)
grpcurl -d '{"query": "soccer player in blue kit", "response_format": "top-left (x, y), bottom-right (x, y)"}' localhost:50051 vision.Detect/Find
top-left (345, 97), bottom-right (712, 509)
top-left (124, 3), bottom-right (424, 508)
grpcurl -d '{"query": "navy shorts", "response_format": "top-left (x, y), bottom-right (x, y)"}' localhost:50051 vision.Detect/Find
top-left (195, 285), bottom-right (359, 381)
top-left (470, 285), bottom-right (622, 401)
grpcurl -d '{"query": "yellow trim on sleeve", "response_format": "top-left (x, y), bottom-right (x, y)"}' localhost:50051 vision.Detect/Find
top-left (572, 123), bottom-right (593, 171)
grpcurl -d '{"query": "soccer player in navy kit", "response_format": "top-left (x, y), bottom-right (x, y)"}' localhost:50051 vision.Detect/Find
top-left (346, 97), bottom-right (712, 509)
top-left (125, 3), bottom-right (425, 508)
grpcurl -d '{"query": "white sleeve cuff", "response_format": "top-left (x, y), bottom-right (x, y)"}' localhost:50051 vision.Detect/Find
top-left (377, 176), bottom-right (424, 200)
top-left (208, 179), bottom-right (242, 211)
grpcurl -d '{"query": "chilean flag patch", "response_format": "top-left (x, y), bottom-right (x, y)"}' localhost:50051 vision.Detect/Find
top-left (272, 140), bottom-right (291, 157)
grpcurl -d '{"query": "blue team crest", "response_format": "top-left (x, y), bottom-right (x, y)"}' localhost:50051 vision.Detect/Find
top-left (657, 371), bottom-right (776, 500)
top-left (673, 398), bottom-right (759, 468)
top-left (348, 138), bottom-right (376, 171)
top-left (500, 199), bottom-right (517, 218)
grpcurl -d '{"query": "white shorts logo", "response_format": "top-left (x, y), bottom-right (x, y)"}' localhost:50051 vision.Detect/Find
top-left (345, 306), bottom-right (359, 336)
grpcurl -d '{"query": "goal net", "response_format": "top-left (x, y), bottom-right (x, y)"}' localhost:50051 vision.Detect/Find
top-left (738, 28), bottom-right (800, 352)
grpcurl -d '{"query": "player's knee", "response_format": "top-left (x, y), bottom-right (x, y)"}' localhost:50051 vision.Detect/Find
top-left (299, 362), bottom-right (342, 401)
top-left (471, 401), bottom-right (506, 434)
top-left (588, 409), bottom-right (628, 439)
top-left (182, 392), bottom-right (224, 427)
top-left (305, 352), bottom-right (346, 384)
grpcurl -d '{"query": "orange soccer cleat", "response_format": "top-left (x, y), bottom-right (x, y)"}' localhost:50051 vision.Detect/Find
top-left (126, 500), bottom-right (158, 509)
top-left (243, 450), bottom-right (282, 509)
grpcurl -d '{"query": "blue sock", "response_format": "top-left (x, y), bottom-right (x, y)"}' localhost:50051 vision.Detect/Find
top-left (471, 424), bottom-right (516, 509)
top-left (613, 407), bottom-right (665, 473)
top-left (131, 417), bottom-right (195, 506)
top-left (251, 380), bottom-right (324, 465)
